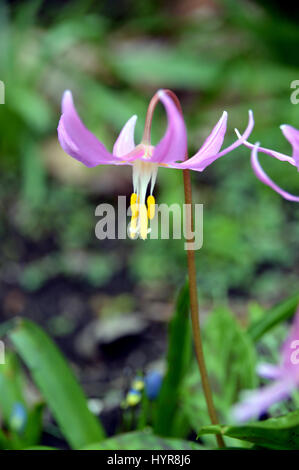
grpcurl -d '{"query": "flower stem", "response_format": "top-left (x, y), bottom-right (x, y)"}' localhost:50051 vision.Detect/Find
top-left (162, 89), bottom-right (224, 448)
top-left (182, 167), bottom-right (225, 449)
top-left (143, 89), bottom-right (224, 447)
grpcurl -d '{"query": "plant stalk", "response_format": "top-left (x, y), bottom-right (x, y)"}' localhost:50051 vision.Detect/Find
top-left (182, 167), bottom-right (224, 448)
top-left (143, 89), bottom-right (224, 448)
top-left (164, 89), bottom-right (225, 448)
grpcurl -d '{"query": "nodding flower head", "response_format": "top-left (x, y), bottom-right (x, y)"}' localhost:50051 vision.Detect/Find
top-left (58, 89), bottom-right (254, 239)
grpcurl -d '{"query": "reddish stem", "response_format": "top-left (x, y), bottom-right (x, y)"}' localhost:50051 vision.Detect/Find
top-left (146, 89), bottom-right (224, 448)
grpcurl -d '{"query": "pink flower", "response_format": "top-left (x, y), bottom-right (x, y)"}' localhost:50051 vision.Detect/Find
top-left (58, 89), bottom-right (253, 239)
top-left (232, 309), bottom-right (299, 422)
top-left (236, 124), bottom-right (299, 202)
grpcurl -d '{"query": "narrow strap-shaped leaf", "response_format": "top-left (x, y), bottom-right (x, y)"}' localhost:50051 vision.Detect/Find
top-left (8, 318), bottom-right (105, 449)
top-left (247, 293), bottom-right (299, 342)
top-left (153, 282), bottom-right (192, 436)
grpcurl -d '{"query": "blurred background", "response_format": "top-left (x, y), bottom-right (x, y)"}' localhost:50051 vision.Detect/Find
top-left (0, 0), bottom-right (299, 444)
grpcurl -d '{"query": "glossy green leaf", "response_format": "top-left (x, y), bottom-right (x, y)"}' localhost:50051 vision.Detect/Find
top-left (23, 402), bottom-right (44, 448)
top-left (81, 431), bottom-right (205, 450)
top-left (7, 318), bottom-right (105, 449)
top-left (198, 410), bottom-right (299, 450)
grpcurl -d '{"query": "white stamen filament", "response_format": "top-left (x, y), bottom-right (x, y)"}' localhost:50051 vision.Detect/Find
top-left (130, 159), bottom-right (158, 240)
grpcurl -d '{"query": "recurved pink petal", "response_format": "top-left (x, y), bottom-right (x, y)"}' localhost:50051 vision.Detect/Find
top-left (216, 110), bottom-right (254, 156)
top-left (195, 111), bottom-right (228, 156)
top-left (179, 111), bottom-right (227, 168)
top-left (232, 378), bottom-right (294, 422)
top-left (280, 124), bottom-right (299, 169)
top-left (113, 115), bottom-right (137, 157)
top-left (58, 90), bottom-right (137, 167)
top-left (257, 363), bottom-right (283, 380)
top-left (58, 90), bottom-right (113, 167)
top-left (178, 110), bottom-right (254, 172)
top-left (251, 144), bottom-right (299, 202)
top-left (237, 129), bottom-right (296, 167)
top-left (150, 90), bottom-right (187, 164)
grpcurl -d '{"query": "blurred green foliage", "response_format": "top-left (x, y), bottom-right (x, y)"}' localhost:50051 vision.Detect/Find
top-left (0, 288), bottom-right (298, 449)
top-left (0, 0), bottom-right (299, 300)
top-left (0, 0), bottom-right (299, 451)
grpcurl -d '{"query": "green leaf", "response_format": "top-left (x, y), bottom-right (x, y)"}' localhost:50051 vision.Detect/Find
top-left (153, 283), bottom-right (192, 437)
top-left (0, 351), bottom-right (45, 448)
top-left (112, 47), bottom-right (220, 90)
top-left (0, 352), bottom-right (27, 424)
top-left (9, 87), bottom-right (53, 132)
top-left (23, 402), bottom-right (44, 447)
top-left (23, 445), bottom-right (58, 450)
top-left (180, 307), bottom-right (257, 447)
top-left (0, 427), bottom-right (12, 450)
top-left (81, 431), bottom-right (205, 450)
top-left (247, 293), bottom-right (299, 342)
top-left (21, 139), bottom-right (47, 208)
top-left (7, 318), bottom-right (105, 449)
top-left (198, 410), bottom-right (299, 450)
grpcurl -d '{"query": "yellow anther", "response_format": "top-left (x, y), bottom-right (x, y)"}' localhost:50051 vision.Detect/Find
top-left (147, 195), bottom-right (155, 220)
top-left (130, 193), bottom-right (139, 219)
top-left (139, 204), bottom-right (148, 240)
top-left (130, 193), bottom-right (137, 206)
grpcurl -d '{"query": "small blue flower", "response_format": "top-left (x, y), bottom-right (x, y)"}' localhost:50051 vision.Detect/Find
top-left (145, 371), bottom-right (163, 400)
top-left (10, 403), bottom-right (27, 433)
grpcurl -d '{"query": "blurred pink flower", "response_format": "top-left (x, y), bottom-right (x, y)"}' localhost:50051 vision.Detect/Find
top-left (236, 124), bottom-right (299, 202)
top-left (58, 89), bottom-right (253, 238)
top-left (232, 309), bottom-right (299, 422)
